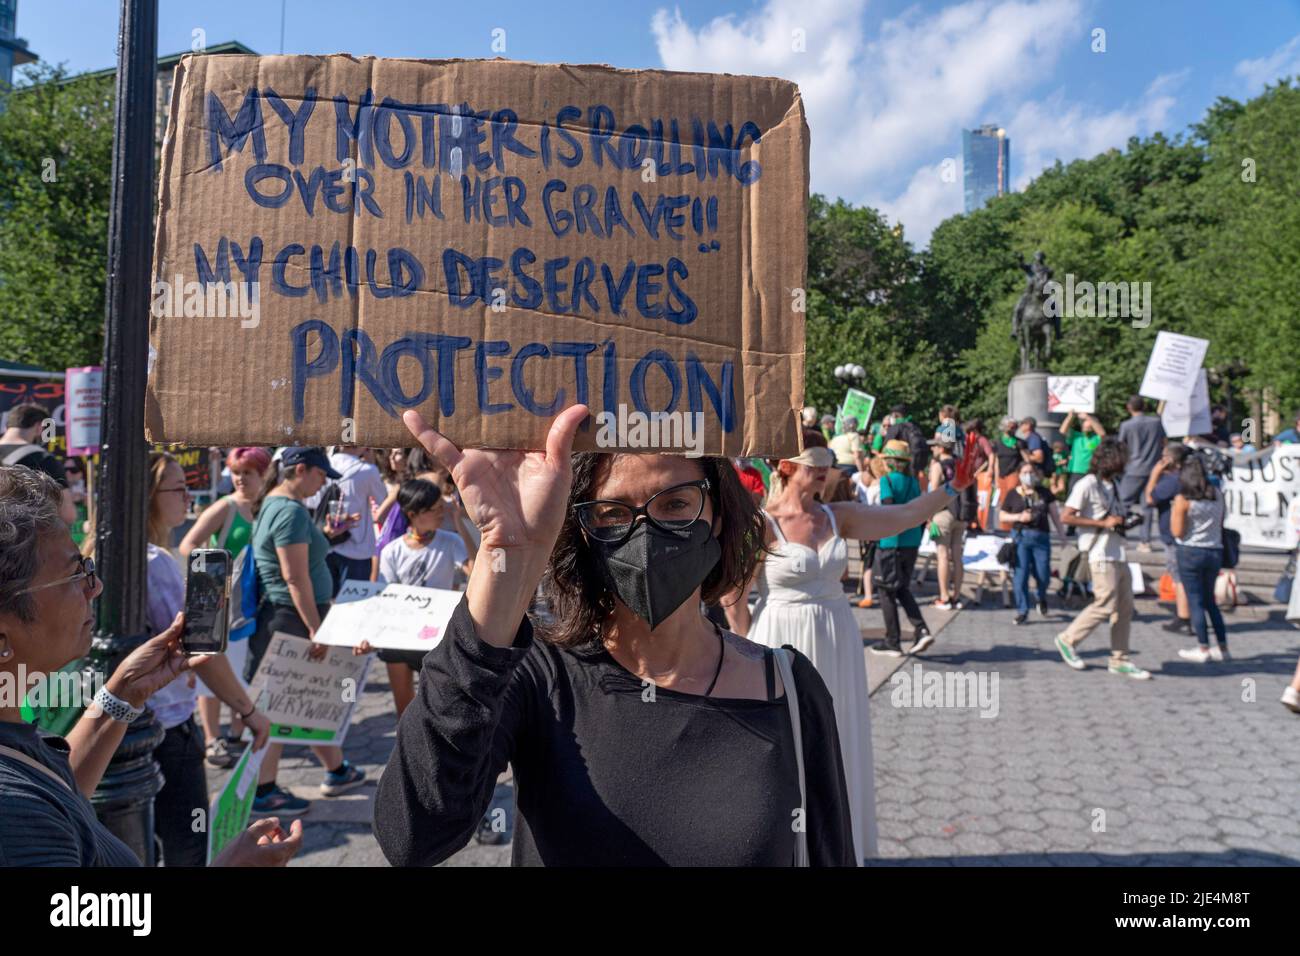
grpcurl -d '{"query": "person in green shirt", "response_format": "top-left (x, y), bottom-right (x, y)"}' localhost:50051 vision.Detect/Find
top-left (1060, 411), bottom-right (1106, 498)
top-left (869, 440), bottom-right (931, 657)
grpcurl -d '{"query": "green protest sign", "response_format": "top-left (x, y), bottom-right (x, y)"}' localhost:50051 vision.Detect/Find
top-left (206, 742), bottom-right (267, 862)
top-left (839, 389), bottom-right (875, 430)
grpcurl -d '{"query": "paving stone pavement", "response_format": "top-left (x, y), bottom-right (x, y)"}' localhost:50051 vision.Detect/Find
top-left (865, 592), bottom-right (1300, 866)
top-left (209, 586), bottom-right (1300, 867)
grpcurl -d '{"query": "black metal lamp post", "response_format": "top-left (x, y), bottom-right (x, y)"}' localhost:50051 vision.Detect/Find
top-left (88, 0), bottom-right (161, 865)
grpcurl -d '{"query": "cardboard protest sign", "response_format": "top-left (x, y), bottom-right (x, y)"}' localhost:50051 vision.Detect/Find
top-left (314, 582), bottom-right (462, 652)
top-left (1046, 375), bottom-right (1098, 414)
top-left (1138, 331), bottom-right (1208, 403)
top-left (1222, 444), bottom-right (1300, 550)
top-left (248, 633), bottom-right (371, 745)
top-left (839, 389), bottom-right (875, 431)
top-left (206, 741), bottom-right (267, 863)
top-left (144, 55), bottom-right (808, 457)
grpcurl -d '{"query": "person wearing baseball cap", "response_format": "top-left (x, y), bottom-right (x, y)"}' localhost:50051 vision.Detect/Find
top-left (245, 445), bottom-right (366, 818)
top-left (279, 446), bottom-right (343, 480)
top-left (725, 432), bottom-right (987, 863)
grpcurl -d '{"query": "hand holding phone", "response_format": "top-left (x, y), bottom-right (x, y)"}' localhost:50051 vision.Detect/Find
top-left (182, 549), bottom-right (231, 656)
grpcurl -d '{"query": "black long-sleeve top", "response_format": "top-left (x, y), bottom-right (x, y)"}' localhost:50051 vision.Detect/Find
top-left (373, 597), bottom-right (857, 866)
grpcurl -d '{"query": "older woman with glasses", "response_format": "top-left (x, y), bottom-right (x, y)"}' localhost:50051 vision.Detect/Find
top-left (377, 407), bottom-right (863, 866)
top-left (0, 466), bottom-right (301, 867)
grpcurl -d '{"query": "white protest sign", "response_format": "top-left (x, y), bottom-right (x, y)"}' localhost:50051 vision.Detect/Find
top-left (313, 583), bottom-right (462, 652)
top-left (1128, 561), bottom-right (1146, 595)
top-left (1046, 376), bottom-right (1098, 414)
top-left (334, 579), bottom-right (385, 604)
top-left (1138, 331), bottom-right (1209, 403)
top-left (1160, 367), bottom-right (1211, 437)
top-left (63, 366), bottom-right (103, 456)
top-left (1222, 444), bottom-right (1300, 550)
top-left (919, 533), bottom-right (1009, 573)
top-left (248, 633), bottom-right (372, 745)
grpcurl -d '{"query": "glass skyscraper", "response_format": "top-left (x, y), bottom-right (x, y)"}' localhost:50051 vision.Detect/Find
top-left (963, 124), bottom-right (1010, 213)
top-left (0, 0), bottom-right (37, 89)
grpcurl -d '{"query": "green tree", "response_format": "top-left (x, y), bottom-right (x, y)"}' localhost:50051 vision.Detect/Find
top-left (0, 64), bottom-right (114, 370)
top-left (804, 196), bottom-right (945, 424)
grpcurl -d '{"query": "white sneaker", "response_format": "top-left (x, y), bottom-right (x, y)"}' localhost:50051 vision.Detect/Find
top-left (1282, 686), bottom-right (1300, 714)
top-left (1178, 647), bottom-right (1210, 663)
top-left (1208, 645), bottom-right (1228, 662)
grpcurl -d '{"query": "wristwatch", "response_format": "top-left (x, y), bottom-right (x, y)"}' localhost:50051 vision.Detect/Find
top-left (92, 685), bottom-right (145, 723)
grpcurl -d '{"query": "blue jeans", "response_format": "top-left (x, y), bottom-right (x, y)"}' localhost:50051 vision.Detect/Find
top-left (1013, 529), bottom-right (1051, 614)
top-left (1176, 545), bottom-right (1226, 647)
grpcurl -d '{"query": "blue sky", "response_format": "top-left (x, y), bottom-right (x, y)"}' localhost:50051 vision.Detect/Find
top-left (16, 0), bottom-right (1300, 244)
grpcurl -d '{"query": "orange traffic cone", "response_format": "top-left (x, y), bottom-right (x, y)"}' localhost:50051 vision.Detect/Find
top-left (1158, 573), bottom-right (1176, 602)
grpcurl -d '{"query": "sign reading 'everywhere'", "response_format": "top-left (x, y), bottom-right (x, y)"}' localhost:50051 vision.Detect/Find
top-left (144, 55), bottom-right (809, 456)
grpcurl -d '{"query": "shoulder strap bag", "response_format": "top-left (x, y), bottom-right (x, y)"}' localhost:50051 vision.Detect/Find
top-left (0, 743), bottom-right (75, 793)
top-left (773, 647), bottom-right (808, 867)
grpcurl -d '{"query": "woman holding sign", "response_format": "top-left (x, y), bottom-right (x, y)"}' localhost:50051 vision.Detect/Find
top-left (378, 406), bottom-right (866, 865)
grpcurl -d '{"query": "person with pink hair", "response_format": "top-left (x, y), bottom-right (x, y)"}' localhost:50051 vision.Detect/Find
top-left (179, 447), bottom-right (273, 767)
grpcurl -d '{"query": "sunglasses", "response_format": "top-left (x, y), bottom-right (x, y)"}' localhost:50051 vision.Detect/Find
top-left (16, 555), bottom-right (98, 597)
top-left (574, 479), bottom-right (710, 544)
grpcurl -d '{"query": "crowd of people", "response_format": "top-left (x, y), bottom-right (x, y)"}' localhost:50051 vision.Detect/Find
top-left (1, 392), bottom-right (1299, 868)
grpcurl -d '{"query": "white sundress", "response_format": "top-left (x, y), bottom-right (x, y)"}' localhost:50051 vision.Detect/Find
top-left (748, 505), bottom-right (879, 862)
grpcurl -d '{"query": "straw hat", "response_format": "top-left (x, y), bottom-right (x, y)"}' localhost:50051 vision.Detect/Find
top-left (877, 439), bottom-right (912, 459)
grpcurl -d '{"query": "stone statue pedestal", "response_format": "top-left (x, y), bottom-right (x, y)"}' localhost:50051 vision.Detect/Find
top-left (1008, 371), bottom-right (1063, 445)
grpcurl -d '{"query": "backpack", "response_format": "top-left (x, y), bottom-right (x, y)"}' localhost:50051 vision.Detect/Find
top-left (893, 420), bottom-right (931, 472)
top-left (1, 443), bottom-right (45, 467)
top-left (215, 499), bottom-right (259, 641)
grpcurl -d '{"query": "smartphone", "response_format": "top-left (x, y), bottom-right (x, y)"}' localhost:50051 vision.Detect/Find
top-left (182, 548), bottom-right (231, 655)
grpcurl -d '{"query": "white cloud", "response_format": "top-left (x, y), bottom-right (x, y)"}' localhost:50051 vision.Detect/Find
top-left (873, 161), bottom-right (965, 249)
top-left (1007, 71), bottom-right (1185, 191)
top-left (1234, 33), bottom-right (1300, 91)
top-left (651, 0), bottom-right (1186, 246)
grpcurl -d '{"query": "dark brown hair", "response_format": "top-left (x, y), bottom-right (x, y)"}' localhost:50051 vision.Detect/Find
top-left (540, 453), bottom-right (766, 647)
top-left (1089, 436), bottom-right (1128, 479)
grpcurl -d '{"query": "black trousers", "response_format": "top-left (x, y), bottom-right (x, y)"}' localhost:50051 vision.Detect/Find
top-left (244, 601), bottom-right (333, 683)
top-left (876, 546), bottom-right (924, 646)
top-left (153, 716), bottom-right (209, 867)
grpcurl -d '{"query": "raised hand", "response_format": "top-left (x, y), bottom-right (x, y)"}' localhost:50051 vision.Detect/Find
top-left (401, 405), bottom-right (589, 555)
top-left (403, 405), bottom-right (590, 647)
